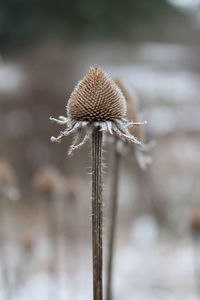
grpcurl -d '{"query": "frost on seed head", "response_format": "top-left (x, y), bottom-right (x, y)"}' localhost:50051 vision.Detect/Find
top-left (67, 67), bottom-right (127, 121)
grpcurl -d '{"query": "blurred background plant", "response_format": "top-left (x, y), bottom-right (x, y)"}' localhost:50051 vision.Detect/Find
top-left (0, 0), bottom-right (200, 299)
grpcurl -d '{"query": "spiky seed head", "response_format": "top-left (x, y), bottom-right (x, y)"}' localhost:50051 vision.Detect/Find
top-left (67, 67), bottom-right (127, 121)
top-left (114, 78), bottom-right (145, 141)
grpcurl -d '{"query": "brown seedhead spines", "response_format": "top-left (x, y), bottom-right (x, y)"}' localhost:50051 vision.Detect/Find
top-left (67, 67), bottom-right (127, 121)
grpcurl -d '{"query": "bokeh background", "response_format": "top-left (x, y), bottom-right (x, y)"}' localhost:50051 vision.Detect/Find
top-left (0, 0), bottom-right (200, 299)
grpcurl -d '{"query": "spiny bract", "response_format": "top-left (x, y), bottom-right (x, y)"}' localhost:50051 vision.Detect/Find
top-left (67, 67), bottom-right (127, 121)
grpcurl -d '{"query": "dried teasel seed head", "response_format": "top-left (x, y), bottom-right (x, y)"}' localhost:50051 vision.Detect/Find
top-left (67, 67), bottom-right (127, 121)
top-left (0, 159), bottom-right (16, 186)
top-left (50, 68), bottom-right (145, 152)
top-left (114, 78), bottom-right (145, 141)
top-left (189, 210), bottom-right (200, 233)
top-left (64, 177), bottom-right (77, 200)
top-left (19, 233), bottom-right (35, 250)
top-left (33, 165), bottom-right (61, 192)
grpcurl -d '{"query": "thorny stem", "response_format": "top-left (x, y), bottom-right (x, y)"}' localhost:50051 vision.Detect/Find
top-left (92, 127), bottom-right (103, 300)
top-left (106, 139), bottom-right (120, 300)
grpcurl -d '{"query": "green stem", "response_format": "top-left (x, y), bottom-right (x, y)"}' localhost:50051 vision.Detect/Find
top-left (106, 139), bottom-right (120, 300)
top-left (92, 127), bottom-right (103, 300)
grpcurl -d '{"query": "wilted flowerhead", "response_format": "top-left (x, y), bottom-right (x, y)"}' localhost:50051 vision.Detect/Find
top-left (0, 159), bottom-right (16, 186)
top-left (33, 166), bottom-right (61, 193)
top-left (50, 67), bottom-right (145, 155)
top-left (114, 78), bottom-right (152, 169)
top-left (114, 78), bottom-right (145, 141)
top-left (19, 233), bottom-right (35, 251)
top-left (189, 210), bottom-right (200, 236)
top-left (63, 177), bottom-right (77, 201)
top-left (0, 159), bottom-right (20, 200)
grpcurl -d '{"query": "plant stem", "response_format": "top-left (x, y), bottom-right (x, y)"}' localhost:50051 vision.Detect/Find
top-left (92, 127), bottom-right (103, 300)
top-left (192, 233), bottom-right (200, 298)
top-left (0, 197), bottom-right (12, 300)
top-left (106, 139), bottom-right (120, 300)
top-left (44, 191), bottom-right (59, 298)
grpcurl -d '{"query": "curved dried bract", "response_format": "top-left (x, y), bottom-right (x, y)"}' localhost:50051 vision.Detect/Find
top-left (67, 68), bottom-right (126, 121)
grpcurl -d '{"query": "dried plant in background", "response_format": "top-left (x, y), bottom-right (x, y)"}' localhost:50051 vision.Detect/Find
top-left (106, 138), bottom-right (120, 300)
top-left (114, 79), bottom-right (151, 169)
top-left (114, 78), bottom-right (145, 142)
top-left (64, 177), bottom-right (77, 203)
top-left (106, 79), bottom-right (148, 300)
top-left (33, 165), bottom-right (61, 193)
top-left (61, 177), bottom-right (78, 236)
top-left (50, 67), bottom-right (143, 300)
top-left (0, 158), bottom-right (20, 300)
top-left (189, 210), bottom-right (200, 297)
top-left (0, 159), bottom-right (20, 201)
top-left (0, 159), bottom-right (16, 185)
top-left (33, 165), bottom-right (62, 298)
top-left (15, 233), bottom-right (35, 297)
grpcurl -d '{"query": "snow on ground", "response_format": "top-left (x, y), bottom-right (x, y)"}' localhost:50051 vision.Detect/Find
top-left (0, 218), bottom-right (198, 300)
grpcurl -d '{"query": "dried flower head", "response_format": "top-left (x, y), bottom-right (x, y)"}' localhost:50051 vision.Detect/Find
top-left (114, 78), bottom-right (145, 141)
top-left (112, 79), bottom-right (151, 169)
top-left (189, 210), bottom-right (200, 234)
top-left (33, 165), bottom-right (61, 192)
top-left (50, 67), bottom-right (145, 155)
top-left (68, 68), bottom-right (126, 121)
top-left (0, 159), bottom-right (16, 185)
top-left (64, 177), bottom-right (77, 200)
top-left (19, 233), bottom-right (35, 250)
